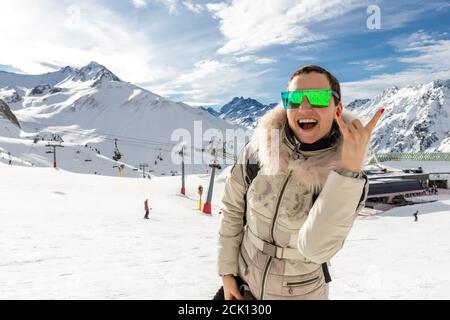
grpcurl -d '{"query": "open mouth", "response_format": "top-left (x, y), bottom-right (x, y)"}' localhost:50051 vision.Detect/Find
top-left (297, 119), bottom-right (318, 130)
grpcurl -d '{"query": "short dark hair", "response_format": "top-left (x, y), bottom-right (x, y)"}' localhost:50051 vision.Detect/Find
top-left (287, 65), bottom-right (341, 105)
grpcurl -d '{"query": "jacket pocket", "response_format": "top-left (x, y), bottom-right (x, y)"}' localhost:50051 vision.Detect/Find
top-left (283, 276), bottom-right (319, 287)
top-left (281, 272), bottom-right (323, 296)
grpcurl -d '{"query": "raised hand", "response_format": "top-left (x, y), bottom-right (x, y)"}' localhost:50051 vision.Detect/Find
top-left (335, 108), bottom-right (384, 173)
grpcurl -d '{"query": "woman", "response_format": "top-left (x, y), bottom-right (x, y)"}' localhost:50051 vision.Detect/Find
top-left (215, 65), bottom-right (383, 300)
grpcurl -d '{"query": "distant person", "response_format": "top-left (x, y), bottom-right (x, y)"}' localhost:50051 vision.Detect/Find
top-left (413, 210), bottom-right (418, 222)
top-left (8, 152), bottom-right (12, 165)
top-left (144, 198), bottom-right (151, 219)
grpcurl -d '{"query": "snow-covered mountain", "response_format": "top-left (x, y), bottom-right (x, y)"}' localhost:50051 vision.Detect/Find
top-left (0, 62), bottom-right (248, 176)
top-left (201, 97), bottom-right (277, 129)
top-left (0, 99), bottom-right (22, 144)
top-left (199, 106), bottom-right (221, 117)
top-left (0, 99), bottom-right (21, 128)
top-left (204, 80), bottom-right (450, 153)
top-left (346, 98), bottom-right (371, 110)
top-left (2, 60), bottom-right (449, 175)
top-left (349, 79), bottom-right (450, 153)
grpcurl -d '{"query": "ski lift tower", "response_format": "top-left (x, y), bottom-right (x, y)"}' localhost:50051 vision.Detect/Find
top-left (139, 163), bottom-right (149, 178)
top-left (179, 145), bottom-right (186, 195)
top-left (203, 148), bottom-right (221, 215)
top-left (112, 138), bottom-right (122, 161)
top-left (46, 138), bottom-right (64, 169)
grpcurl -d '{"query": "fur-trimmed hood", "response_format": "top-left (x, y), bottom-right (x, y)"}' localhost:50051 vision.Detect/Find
top-left (250, 103), bottom-right (363, 193)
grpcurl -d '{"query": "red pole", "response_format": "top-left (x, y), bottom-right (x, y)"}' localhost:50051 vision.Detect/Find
top-left (202, 202), bottom-right (211, 214)
top-left (202, 166), bottom-right (216, 215)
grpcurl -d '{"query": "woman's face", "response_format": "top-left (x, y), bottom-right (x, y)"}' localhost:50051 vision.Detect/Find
top-left (286, 72), bottom-right (342, 144)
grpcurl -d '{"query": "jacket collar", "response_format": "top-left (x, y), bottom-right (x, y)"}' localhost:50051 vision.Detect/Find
top-left (249, 103), bottom-right (360, 192)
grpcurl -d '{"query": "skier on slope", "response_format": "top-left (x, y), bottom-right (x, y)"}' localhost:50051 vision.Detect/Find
top-left (413, 210), bottom-right (419, 222)
top-left (144, 198), bottom-right (152, 219)
top-left (215, 65), bottom-right (382, 300)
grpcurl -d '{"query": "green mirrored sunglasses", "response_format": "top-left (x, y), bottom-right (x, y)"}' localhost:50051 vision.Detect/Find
top-left (281, 89), bottom-right (340, 109)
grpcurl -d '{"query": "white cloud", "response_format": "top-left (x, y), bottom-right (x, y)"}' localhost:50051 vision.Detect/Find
top-left (380, 2), bottom-right (450, 30)
top-left (131, 0), bottom-right (179, 13)
top-left (206, 0), bottom-right (364, 55)
top-left (0, 1), bottom-right (178, 83)
top-left (342, 32), bottom-right (450, 103)
top-left (363, 64), bottom-right (387, 71)
top-left (388, 29), bottom-right (442, 50)
top-left (146, 58), bottom-right (275, 105)
top-left (349, 60), bottom-right (387, 71)
top-left (0, 1), bottom-right (276, 106)
top-left (234, 55), bottom-right (276, 64)
top-left (131, 0), bottom-right (147, 9)
top-left (254, 57), bottom-right (276, 64)
top-left (176, 59), bottom-right (228, 84)
top-left (182, 101), bottom-right (220, 107)
top-left (183, 0), bottom-right (203, 13)
top-left (155, 0), bottom-right (179, 14)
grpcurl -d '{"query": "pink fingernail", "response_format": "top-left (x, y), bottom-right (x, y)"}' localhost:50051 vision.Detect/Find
top-left (336, 111), bottom-right (340, 117)
top-left (380, 108), bottom-right (385, 114)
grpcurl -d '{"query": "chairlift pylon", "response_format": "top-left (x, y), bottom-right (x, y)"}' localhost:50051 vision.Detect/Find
top-left (112, 138), bottom-right (122, 161)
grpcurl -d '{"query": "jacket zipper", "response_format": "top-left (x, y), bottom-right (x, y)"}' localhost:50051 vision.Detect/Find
top-left (270, 172), bottom-right (292, 243)
top-left (284, 276), bottom-right (319, 287)
top-left (239, 250), bottom-right (249, 276)
top-left (260, 172), bottom-right (292, 300)
top-left (260, 257), bottom-right (272, 300)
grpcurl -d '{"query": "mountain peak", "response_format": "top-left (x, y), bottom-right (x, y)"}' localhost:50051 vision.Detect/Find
top-left (60, 66), bottom-right (75, 74)
top-left (430, 79), bottom-right (450, 89)
top-left (85, 61), bottom-right (103, 68)
top-left (209, 96), bottom-right (277, 128)
top-left (71, 61), bottom-right (120, 83)
top-left (347, 98), bottom-right (370, 109)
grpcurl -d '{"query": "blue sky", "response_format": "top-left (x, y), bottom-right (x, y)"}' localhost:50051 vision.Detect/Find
top-left (0, 0), bottom-right (449, 107)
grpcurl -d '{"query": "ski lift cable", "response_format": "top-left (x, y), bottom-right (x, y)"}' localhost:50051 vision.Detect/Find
top-left (1, 119), bottom-right (176, 148)
top-left (31, 121), bottom-right (233, 154)
top-left (0, 119), bottom-right (238, 158)
top-left (12, 120), bottom-right (230, 156)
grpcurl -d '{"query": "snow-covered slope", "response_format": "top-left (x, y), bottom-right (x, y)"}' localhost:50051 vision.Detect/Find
top-left (0, 62), bottom-right (247, 176)
top-left (0, 162), bottom-right (224, 299)
top-left (0, 67), bottom-right (74, 90)
top-left (1, 162), bottom-right (449, 299)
